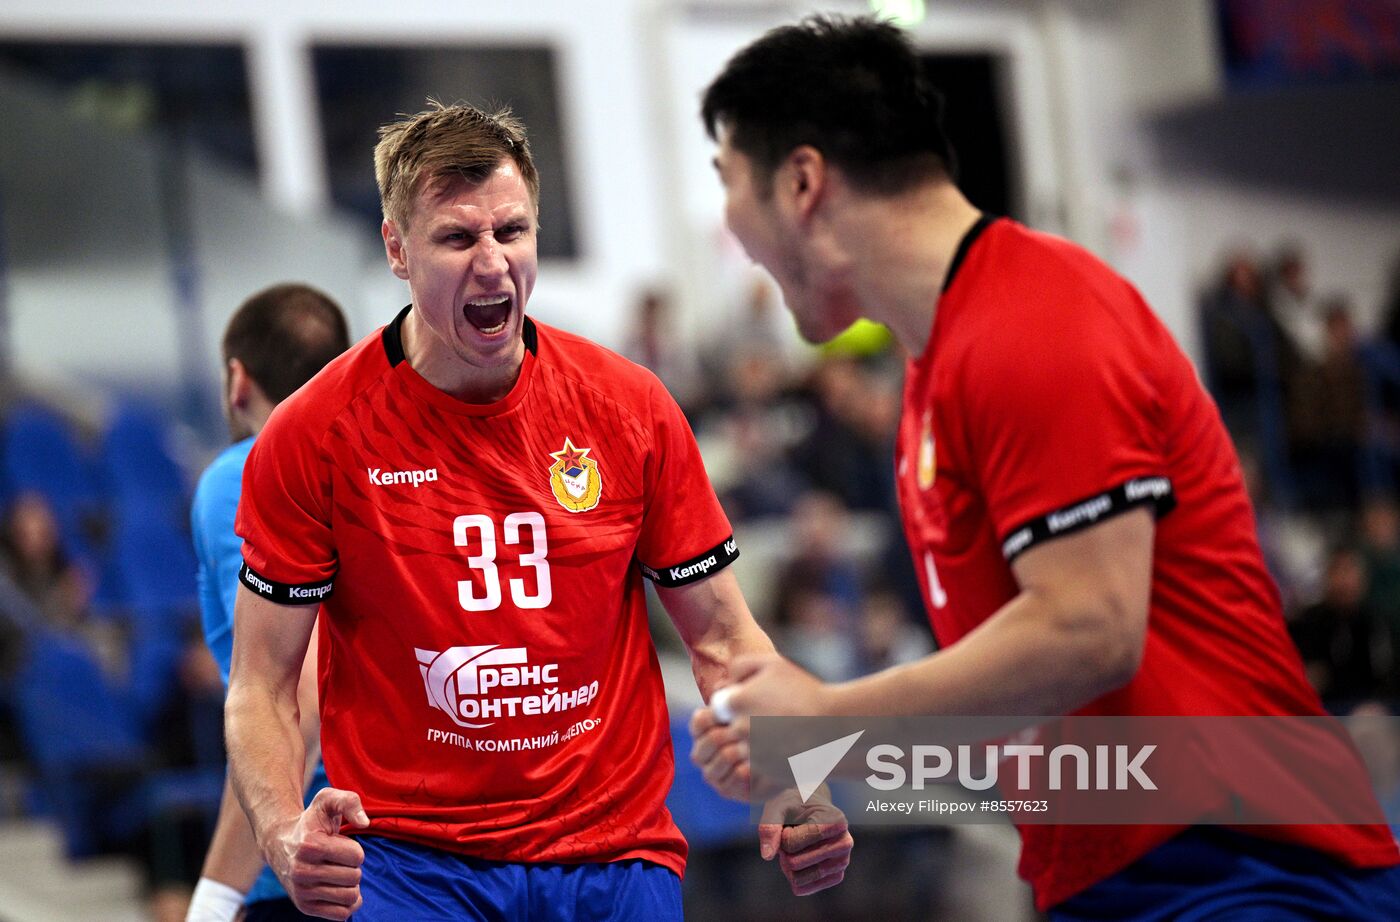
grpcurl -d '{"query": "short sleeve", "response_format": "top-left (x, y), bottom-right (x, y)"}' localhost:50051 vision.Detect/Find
top-left (962, 319), bottom-right (1176, 562)
top-left (235, 401), bottom-right (338, 605)
top-left (191, 447), bottom-right (248, 684)
top-left (634, 379), bottom-right (738, 587)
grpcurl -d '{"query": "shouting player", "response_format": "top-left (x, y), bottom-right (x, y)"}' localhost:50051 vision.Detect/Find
top-left (188, 284), bottom-right (350, 922)
top-left (688, 15), bottom-right (1400, 920)
top-left (224, 102), bottom-right (851, 920)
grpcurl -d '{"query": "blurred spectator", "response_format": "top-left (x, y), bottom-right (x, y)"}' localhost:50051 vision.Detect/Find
top-left (1201, 252), bottom-right (1269, 431)
top-left (790, 356), bottom-right (900, 512)
top-left (1348, 701), bottom-right (1400, 829)
top-left (776, 587), bottom-right (856, 681)
top-left (1240, 449), bottom-right (1303, 608)
top-left (1199, 250), bottom-right (1299, 500)
top-left (1287, 300), bottom-right (1366, 512)
top-left (0, 491), bottom-right (125, 679)
top-left (1269, 244), bottom-right (1325, 363)
top-left (855, 589), bottom-right (932, 674)
top-left (716, 349), bottom-right (811, 521)
top-left (623, 287), bottom-right (698, 410)
top-left (770, 492), bottom-right (863, 680)
top-left (1361, 496), bottom-right (1400, 694)
top-left (699, 275), bottom-right (798, 414)
top-left (1290, 546), bottom-right (1384, 706)
top-left (731, 275), bottom-right (793, 373)
top-left (0, 492), bottom-right (90, 631)
top-left (719, 409), bottom-right (808, 521)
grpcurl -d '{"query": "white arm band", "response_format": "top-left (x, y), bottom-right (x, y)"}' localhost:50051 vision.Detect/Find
top-left (185, 877), bottom-right (246, 922)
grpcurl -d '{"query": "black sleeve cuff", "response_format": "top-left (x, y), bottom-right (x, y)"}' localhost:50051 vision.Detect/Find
top-left (640, 535), bottom-right (740, 588)
top-left (1000, 476), bottom-right (1176, 562)
top-left (240, 561), bottom-right (335, 605)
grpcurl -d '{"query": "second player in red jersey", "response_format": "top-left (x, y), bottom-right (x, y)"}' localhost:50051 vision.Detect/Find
top-left (689, 15), bottom-right (1400, 919)
top-left (895, 215), bottom-right (1398, 907)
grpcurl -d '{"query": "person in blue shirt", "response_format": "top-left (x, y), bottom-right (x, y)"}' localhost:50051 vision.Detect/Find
top-left (187, 283), bottom-right (350, 922)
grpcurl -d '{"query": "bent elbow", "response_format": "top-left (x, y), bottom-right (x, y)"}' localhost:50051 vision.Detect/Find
top-left (1098, 639), bottom-right (1143, 693)
top-left (1093, 610), bottom-right (1147, 694)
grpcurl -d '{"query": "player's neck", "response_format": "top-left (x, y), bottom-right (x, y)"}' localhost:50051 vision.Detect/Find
top-left (840, 184), bottom-right (981, 359)
top-left (232, 389), bottom-right (275, 441)
top-left (401, 310), bottom-right (524, 403)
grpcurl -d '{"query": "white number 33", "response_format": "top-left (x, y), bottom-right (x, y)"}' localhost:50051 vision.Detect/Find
top-left (453, 512), bottom-right (553, 611)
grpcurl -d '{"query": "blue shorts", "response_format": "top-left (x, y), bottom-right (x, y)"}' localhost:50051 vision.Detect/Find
top-left (1050, 828), bottom-right (1400, 921)
top-left (352, 835), bottom-right (682, 922)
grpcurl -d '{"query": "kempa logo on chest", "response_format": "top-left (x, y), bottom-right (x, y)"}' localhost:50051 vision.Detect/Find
top-left (368, 467), bottom-right (439, 487)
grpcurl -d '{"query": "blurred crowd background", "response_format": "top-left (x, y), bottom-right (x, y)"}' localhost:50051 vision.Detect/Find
top-left (0, 0), bottom-right (1397, 920)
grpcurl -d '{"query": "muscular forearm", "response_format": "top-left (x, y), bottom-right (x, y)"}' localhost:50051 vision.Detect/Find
top-left (206, 645), bottom-right (321, 891)
top-left (663, 572), bottom-right (776, 699)
top-left (828, 588), bottom-right (1139, 718)
top-left (199, 775), bottom-right (266, 892)
top-left (691, 623), bottom-right (776, 700)
top-left (297, 624), bottom-right (323, 789)
top-left (226, 679), bottom-right (310, 856)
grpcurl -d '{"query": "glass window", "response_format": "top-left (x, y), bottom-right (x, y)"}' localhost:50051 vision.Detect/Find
top-left (0, 41), bottom-right (257, 173)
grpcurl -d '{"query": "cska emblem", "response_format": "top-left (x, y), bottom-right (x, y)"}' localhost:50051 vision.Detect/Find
top-left (917, 411), bottom-right (936, 490)
top-left (548, 437), bottom-right (603, 513)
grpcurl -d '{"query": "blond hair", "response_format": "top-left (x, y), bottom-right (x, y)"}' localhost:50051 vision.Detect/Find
top-left (373, 100), bottom-right (540, 228)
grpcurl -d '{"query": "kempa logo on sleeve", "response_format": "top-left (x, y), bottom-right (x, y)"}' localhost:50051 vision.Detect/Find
top-left (369, 466), bottom-right (439, 487)
top-left (288, 583), bottom-right (333, 601)
top-left (669, 538), bottom-right (738, 582)
top-left (243, 569), bottom-right (275, 595)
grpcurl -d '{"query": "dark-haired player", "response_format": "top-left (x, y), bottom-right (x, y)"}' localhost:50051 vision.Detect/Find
top-left (189, 283), bottom-right (350, 922)
top-left (689, 15), bottom-right (1400, 920)
top-left (223, 103), bottom-right (850, 921)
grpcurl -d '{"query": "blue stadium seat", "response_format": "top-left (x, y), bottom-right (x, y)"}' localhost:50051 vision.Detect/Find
top-left (99, 400), bottom-right (189, 522)
top-left (107, 509), bottom-right (198, 627)
top-left (13, 627), bottom-right (223, 858)
top-left (12, 628), bottom-right (148, 857)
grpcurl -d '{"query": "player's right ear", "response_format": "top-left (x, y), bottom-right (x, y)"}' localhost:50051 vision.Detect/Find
top-left (383, 219), bottom-right (410, 281)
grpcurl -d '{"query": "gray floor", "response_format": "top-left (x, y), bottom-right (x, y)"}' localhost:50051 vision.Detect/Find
top-left (0, 821), bottom-right (145, 922)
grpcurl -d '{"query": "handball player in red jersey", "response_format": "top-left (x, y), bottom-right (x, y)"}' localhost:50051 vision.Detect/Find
top-left (223, 102), bottom-right (851, 921)
top-left (689, 15), bottom-right (1400, 920)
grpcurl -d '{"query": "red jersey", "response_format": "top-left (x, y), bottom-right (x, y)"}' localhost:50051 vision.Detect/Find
top-left (896, 217), bottom-right (1399, 909)
top-left (236, 308), bottom-right (738, 877)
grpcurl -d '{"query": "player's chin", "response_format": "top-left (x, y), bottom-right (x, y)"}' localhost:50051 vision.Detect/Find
top-left (794, 310), bottom-right (848, 346)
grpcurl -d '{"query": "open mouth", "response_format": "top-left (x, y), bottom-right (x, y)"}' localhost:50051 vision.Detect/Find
top-left (463, 295), bottom-right (511, 335)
